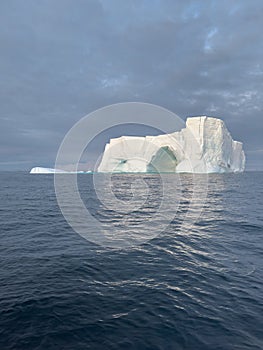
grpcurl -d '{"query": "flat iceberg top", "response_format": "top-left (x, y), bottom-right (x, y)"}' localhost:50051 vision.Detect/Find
top-left (98, 116), bottom-right (245, 174)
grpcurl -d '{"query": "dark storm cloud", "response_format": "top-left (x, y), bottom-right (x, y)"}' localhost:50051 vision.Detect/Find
top-left (0, 0), bottom-right (262, 169)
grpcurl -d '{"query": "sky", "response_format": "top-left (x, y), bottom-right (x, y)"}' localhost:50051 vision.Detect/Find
top-left (0, 0), bottom-right (262, 170)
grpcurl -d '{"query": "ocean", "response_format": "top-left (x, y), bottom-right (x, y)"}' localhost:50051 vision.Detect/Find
top-left (0, 172), bottom-right (262, 349)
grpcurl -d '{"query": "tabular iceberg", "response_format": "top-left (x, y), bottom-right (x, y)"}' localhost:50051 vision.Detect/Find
top-left (30, 167), bottom-right (66, 174)
top-left (98, 116), bottom-right (245, 173)
top-left (30, 167), bottom-right (92, 174)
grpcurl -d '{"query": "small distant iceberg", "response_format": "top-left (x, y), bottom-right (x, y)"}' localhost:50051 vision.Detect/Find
top-left (30, 167), bottom-right (66, 174)
top-left (30, 167), bottom-right (92, 174)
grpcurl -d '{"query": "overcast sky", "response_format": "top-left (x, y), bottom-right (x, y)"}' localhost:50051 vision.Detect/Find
top-left (0, 0), bottom-right (262, 170)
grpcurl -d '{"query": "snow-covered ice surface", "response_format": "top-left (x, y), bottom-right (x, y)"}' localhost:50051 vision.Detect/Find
top-left (30, 167), bottom-right (92, 174)
top-left (98, 116), bottom-right (245, 173)
top-left (30, 167), bottom-right (66, 174)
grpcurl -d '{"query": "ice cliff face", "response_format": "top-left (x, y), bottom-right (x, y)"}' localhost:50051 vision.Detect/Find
top-left (98, 117), bottom-right (245, 173)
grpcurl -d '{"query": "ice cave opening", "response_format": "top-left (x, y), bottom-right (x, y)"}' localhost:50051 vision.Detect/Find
top-left (147, 146), bottom-right (178, 173)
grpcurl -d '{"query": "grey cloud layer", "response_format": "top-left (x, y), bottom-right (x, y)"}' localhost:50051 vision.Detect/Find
top-left (0, 0), bottom-right (262, 169)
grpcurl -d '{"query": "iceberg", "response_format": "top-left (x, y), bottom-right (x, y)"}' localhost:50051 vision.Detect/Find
top-left (30, 167), bottom-right (66, 174)
top-left (30, 167), bottom-right (92, 174)
top-left (98, 116), bottom-right (245, 173)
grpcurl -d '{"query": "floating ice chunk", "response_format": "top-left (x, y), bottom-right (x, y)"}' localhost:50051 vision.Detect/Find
top-left (30, 167), bottom-right (66, 174)
top-left (29, 167), bottom-right (92, 174)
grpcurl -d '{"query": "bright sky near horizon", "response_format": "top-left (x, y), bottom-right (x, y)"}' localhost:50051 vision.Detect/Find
top-left (0, 0), bottom-right (262, 170)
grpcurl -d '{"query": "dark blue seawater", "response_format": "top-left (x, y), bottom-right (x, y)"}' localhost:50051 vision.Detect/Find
top-left (0, 172), bottom-right (262, 350)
